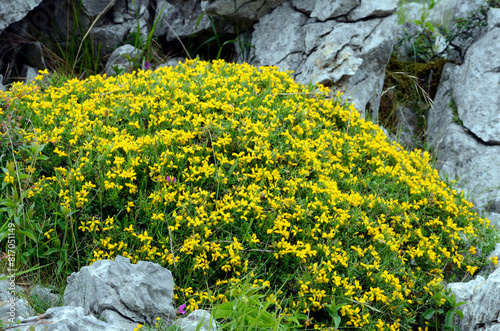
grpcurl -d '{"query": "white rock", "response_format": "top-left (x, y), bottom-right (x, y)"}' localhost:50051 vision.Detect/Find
top-left (19, 306), bottom-right (129, 331)
top-left (0, 0), bottom-right (43, 33)
top-left (174, 309), bottom-right (219, 331)
top-left (448, 268), bottom-right (500, 330)
top-left (63, 255), bottom-right (176, 329)
top-left (105, 45), bottom-right (143, 76)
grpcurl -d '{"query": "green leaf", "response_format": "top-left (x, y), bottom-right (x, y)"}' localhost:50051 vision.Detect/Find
top-left (20, 229), bottom-right (38, 243)
top-left (445, 310), bottom-right (455, 327)
top-left (423, 308), bottom-right (436, 320)
top-left (456, 310), bottom-right (464, 319)
top-left (18, 174), bottom-right (29, 180)
top-left (57, 260), bottom-right (63, 273)
top-left (21, 189), bottom-right (32, 200)
top-left (1, 200), bottom-right (17, 208)
top-left (43, 247), bottom-right (62, 257)
top-left (333, 315), bottom-right (341, 328)
top-left (195, 13), bottom-right (205, 31)
top-left (213, 302), bottom-right (233, 319)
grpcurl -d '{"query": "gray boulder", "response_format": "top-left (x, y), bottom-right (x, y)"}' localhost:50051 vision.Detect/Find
top-left (426, 9), bottom-right (500, 215)
top-left (247, 0), bottom-right (398, 118)
top-left (5, 257), bottom-right (218, 331)
top-left (105, 44), bottom-right (143, 76)
top-left (173, 309), bottom-right (219, 331)
top-left (448, 267), bottom-right (500, 331)
top-left (0, 274), bottom-right (35, 322)
top-left (154, 0), bottom-right (211, 42)
top-left (17, 306), bottom-right (129, 331)
top-left (0, 0), bottom-right (43, 33)
top-left (248, 2), bottom-right (307, 72)
top-left (201, 0), bottom-right (284, 25)
top-left (63, 255), bottom-right (176, 329)
top-left (428, 8), bottom-right (500, 328)
top-left (450, 8), bottom-right (500, 145)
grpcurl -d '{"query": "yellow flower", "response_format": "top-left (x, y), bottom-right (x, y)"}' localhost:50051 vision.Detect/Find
top-left (127, 201), bottom-right (134, 212)
top-left (490, 256), bottom-right (499, 266)
top-left (53, 147), bottom-right (68, 157)
top-left (3, 172), bottom-right (15, 185)
top-left (44, 229), bottom-right (55, 239)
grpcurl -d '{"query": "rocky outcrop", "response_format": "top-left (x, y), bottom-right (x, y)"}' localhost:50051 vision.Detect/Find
top-left (105, 44), bottom-right (143, 76)
top-left (246, 0), bottom-right (399, 118)
top-left (428, 6), bottom-right (500, 329)
top-left (1, 256), bottom-right (218, 331)
top-left (0, 0), bottom-right (43, 33)
top-left (154, 0), bottom-right (212, 41)
top-left (448, 264), bottom-right (500, 331)
top-left (426, 8), bottom-right (500, 218)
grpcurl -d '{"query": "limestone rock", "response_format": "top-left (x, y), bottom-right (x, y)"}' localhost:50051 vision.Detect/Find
top-left (426, 10), bottom-right (500, 214)
top-left (0, 0), bottom-right (43, 33)
top-left (6, 257), bottom-right (217, 331)
top-left (247, 0), bottom-right (398, 118)
top-left (18, 306), bottom-right (128, 331)
top-left (451, 8), bottom-right (500, 144)
top-left (63, 255), bottom-right (176, 329)
top-left (201, 0), bottom-right (284, 25)
top-left (448, 268), bottom-right (500, 331)
top-left (105, 45), bottom-right (143, 76)
top-left (346, 0), bottom-right (398, 21)
top-left (154, 0), bottom-right (212, 41)
top-left (310, 0), bottom-right (360, 21)
top-left (248, 1), bottom-right (307, 72)
top-left (0, 274), bottom-right (35, 321)
top-left (173, 309), bottom-right (219, 331)
top-left (20, 65), bottom-right (38, 82)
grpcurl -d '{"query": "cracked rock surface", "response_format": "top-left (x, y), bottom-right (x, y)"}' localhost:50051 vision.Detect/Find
top-left (63, 255), bottom-right (176, 329)
top-left (448, 268), bottom-right (500, 331)
top-left (426, 9), bottom-right (500, 218)
top-left (246, 0), bottom-right (398, 118)
top-left (428, 9), bottom-right (500, 329)
top-left (6, 257), bottom-right (216, 331)
top-left (451, 9), bottom-right (500, 145)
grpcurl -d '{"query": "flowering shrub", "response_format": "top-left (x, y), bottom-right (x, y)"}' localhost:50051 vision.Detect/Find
top-left (0, 59), bottom-right (497, 330)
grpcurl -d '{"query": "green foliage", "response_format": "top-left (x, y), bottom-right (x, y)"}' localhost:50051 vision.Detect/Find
top-left (449, 98), bottom-right (464, 126)
top-left (422, 288), bottom-right (466, 331)
top-left (1, 60), bottom-right (498, 330)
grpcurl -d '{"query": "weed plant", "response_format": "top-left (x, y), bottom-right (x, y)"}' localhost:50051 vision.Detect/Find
top-left (1, 59), bottom-right (499, 330)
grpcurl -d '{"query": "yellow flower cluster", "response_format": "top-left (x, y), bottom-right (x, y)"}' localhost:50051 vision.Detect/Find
top-left (2, 59), bottom-right (497, 330)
